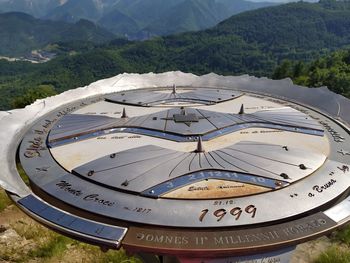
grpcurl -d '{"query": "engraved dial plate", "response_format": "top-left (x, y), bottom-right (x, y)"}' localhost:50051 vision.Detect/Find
top-left (15, 86), bottom-right (350, 256)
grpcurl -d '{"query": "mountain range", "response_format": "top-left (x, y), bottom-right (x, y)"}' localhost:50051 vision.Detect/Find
top-left (0, 0), bottom-right (277, 39)
top-left (1, 0), bottom-right (350, 110)
top-left (0, 12), bottom-right (115, 56)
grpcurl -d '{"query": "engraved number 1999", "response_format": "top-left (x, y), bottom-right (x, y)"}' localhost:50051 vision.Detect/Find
top-left (199, 205), bottom-right (257, 222)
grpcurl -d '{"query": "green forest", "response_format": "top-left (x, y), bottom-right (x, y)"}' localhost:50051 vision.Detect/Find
top-left (1, 0), bottom-right (350, 109)
top-left (273, 49), bottom-right (350, 98)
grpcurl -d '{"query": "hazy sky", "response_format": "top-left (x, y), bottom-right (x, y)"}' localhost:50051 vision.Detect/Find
top-left (250, 0), bottom-right (317, 2)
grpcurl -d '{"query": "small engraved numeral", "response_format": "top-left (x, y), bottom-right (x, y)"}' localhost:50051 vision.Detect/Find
top-left (199, 209), bottom-right (209, 222)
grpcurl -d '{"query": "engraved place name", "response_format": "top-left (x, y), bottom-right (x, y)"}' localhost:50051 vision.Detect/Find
top-left (245, 106), bottom-right (274, 110)
top-left (199, 205), bottom-right (257, 222)
top-left (308, 179), bottom-right (337, 197)
top-left (338, 150), bottom-right (350, 156)
top-left (55, 181), bottom-right (115, 207)
top-left (319, 121), bottom-right (345, 142)
top-left (240, 130), bottom-right (283, 135)
top-left (188, 186), bottom-right (209, 191)
top-left (24, 136), bottom-right (45, 158)
top-left (217, 185), bottom-right (244, 189)
top-left (27, 106), bottom-right (77, 157)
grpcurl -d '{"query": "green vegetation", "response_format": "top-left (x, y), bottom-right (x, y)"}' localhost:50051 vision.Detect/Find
top-left (12, 84), bottom-right (57, 108)
top-left (333, 224), bottom-right (350, 246)
top-left (39, 0), bottom-right (276, 39)
top-left (0, 210), bottom-right (141, 263)
top-left (314, 224), bottom-right (350, 263)
top-left (273, 49), bottom-right (350, 99)
top-left (28, 235), bottom-right (72, 259)
top-left (2, 1), bottom-right (350, 110)
top-left (0, 12), bottom-right (115, 56)
top-left (0, 189), bottom-right (11, 212)
top-left (314, 246), bottom-right (350, 263)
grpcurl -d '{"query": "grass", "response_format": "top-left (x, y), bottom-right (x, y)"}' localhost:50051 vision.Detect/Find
top-left (0, 165), bottom-right (141, 263)
top-left (28, 235), bottom-right (72, 259)
top-left (0, 214), bottom-right (142, 263)
top-left (332, 224), bottom-right (350, 246)
top-left (0, 189), bottom-right (12, 212)
top-left (314, 246), bottom-right (350, 263)
top-left (77, 244), bottom-right (143, 263)
top-left (0, 161), bottom-right (29, 213)
top-left (314, 224), bottom-right (350, 263)
top-left (16, 161), bottom-right (30, 185)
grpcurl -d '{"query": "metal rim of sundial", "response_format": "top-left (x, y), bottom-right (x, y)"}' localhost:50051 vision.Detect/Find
top-left (2, 76), bottom-right (350, 260)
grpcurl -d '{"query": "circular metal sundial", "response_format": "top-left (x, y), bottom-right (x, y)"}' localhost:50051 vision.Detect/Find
top-left (1, 73), bottom-right (350, 263)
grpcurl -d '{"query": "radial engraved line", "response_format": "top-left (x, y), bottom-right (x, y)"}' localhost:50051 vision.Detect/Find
top-left (169, 153), bottom-right (194, 177)
top-left (164, 109), bottom-right (170, 131)
top-left (236, 142), bottom-right (281, 146)
top-left (189, 153), bottom-right (198, 171)
top-left (262, 115), bottom-right (319, 126)
top-left (223, 113), bottom-right (242, 123)
top-left (127, 152), bottom-right (186, 183)
top-left (207, 152), bottom-right (226, 169)
top-left (134, 114), bottom-right (156, 127)
top-left (52, 119), bottom-right (117, 137)
top-left (196, 109), bottom-right (219, 129)
top-left (254, 114), bottom-right (319, 127)
top-left (131, 91), bottom-right (158, 101)
top-left (203, 152), bottom-right (213, 168)
top-left (217, 150), bottom-right (279, 176)
top-left (212, 151), bottom-right (249, 172)
top-left (93, 151), bottom-right (176, 174)
top-left (227, 114), bottom-right (246, 123)
top-left (183, 94), bottom-right (210, 102)
top-left (244, 114), bottom-right (320, 131)
top-left (151, 93), bottom-right (173, 104)
top-left (225, 147), bottom-right (302, 167)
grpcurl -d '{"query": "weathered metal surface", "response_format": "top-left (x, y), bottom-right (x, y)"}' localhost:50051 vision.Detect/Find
top-left (72, 141), bottom-right (325, 194)
top-left (1, 73), bottom-right (350, 259)
top-left (123, 212), bottom-right (336, 256)
top-left (106, 87), bottom-right (241, 106)
top-left (18, 194), bottom-right (127, 247)
top-left (48, 107), bottom-right (324, 147)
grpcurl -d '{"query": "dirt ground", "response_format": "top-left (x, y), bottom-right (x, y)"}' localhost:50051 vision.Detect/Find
top-left (0, 200), bottom-right (334, 263)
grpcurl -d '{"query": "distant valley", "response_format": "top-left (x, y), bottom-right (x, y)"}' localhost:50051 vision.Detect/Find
top-left (0, 12), bottom-right (115, 56)
top-left (1, 0), bottom-right (350, 110)
top-left (0, 0), bottom-right (277, 40)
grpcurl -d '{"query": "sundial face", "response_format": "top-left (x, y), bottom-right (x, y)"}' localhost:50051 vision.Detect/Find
top-left (15, 86), bottom-right (350, 256)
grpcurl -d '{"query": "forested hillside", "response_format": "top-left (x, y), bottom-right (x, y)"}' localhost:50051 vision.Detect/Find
top-left (1, 0), bottom-right (350, 109)
top-left (0, 12), bottom-right (115, 56)
top-left (273, 49), bottom-right (350, 98)
top-left (48, 0), bottom-right (277, 39)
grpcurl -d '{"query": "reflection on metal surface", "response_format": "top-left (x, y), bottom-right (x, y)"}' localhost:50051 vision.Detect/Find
top-left (48, 107), bottom-right (324, 147)
top-left (106, 88), bottom-right (241, 106)
top-left (72, 141), bottom-right (325, 194)
top-left (2, 81), bottom-right (350, 261)
top-left (156, 179), bottom-right (271, 199)
top-left (18, 194), bottom-right (127, 247)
